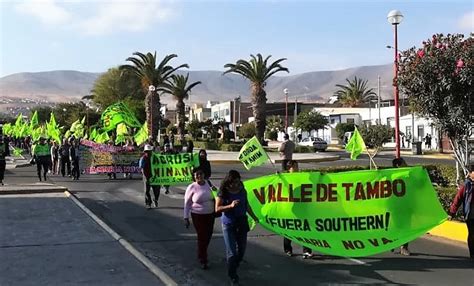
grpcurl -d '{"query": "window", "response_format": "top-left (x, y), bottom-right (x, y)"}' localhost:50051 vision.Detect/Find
top-left (406, 126), bottom-right (411, 136)
top-left (330, 119), bottom-right (335, 124)
top-left (346, 118), bottom-right (355, 124)
top-left (225, 109), bottom-right (230, 116)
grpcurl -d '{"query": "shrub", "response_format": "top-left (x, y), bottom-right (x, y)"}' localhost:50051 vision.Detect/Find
top-left (294, 146), bottom-right (314, 153)
top-left (238, 122), bottom-right (256, 139)
top-left (220, 143), bottom-right (244, 151)
top-left (193, 140), bottom-right (219, 150)
top-left (266, 130), bottom-right (278, 141)
top-left (223, 130), bottom-right (234, 143)
top-left (335, 123), bottom-right (355, 140)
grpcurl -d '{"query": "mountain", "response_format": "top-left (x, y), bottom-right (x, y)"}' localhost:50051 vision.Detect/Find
top-left (0, 64), bottom-right (394, 104)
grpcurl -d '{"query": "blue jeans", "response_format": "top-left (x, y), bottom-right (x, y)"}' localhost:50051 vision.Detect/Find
top-left (222, 222), bottom-right (247, 281)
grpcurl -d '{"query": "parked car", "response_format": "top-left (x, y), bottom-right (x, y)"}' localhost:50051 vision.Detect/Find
top-left (298, 137), bottom-right (328, 152)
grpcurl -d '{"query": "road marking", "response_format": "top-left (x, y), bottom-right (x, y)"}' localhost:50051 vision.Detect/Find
top-left (347, 257), bottom-right (366, 265)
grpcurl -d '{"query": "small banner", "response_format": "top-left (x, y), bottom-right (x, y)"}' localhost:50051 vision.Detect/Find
top-left (79, 139), bottom-right (141, 174)
top-left (243, 166), bottom-right (446, 257)
top-left (238, 136), bottom-right (269, 170)
top-left (150, 152), bottom-right (200, 185)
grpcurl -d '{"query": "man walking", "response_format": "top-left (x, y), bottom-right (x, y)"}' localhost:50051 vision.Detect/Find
top-left (278, 134), bottom-right (295, 171)
top-left (139, 144), bottom-right (160, 209)
top-left (0, 136), bottom-right (11, 185)
top-left (33, 136), bottom-right (51, 181)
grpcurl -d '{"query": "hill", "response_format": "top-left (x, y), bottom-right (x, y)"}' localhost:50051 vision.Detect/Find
top-left (0, 64), bottom-right (394, 104)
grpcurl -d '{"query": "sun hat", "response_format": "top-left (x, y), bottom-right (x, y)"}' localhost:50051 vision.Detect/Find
top-left (144, 144), bottom-right (153, 151)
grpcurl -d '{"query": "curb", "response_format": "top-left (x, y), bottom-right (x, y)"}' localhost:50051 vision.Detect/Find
top-left (428, 220), bottom-right (468, 243)
top-left (0, 186), bottom-right (67, 195)
top-left (65, 191), bottom-right (178, 286)
top-left (210, 156), bottom-right (340, 165)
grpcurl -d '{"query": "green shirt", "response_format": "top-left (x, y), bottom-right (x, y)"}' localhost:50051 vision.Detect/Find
top-left (33, 143), bottom-right (50, 157)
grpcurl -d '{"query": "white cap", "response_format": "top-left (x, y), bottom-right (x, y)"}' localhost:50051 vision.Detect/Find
top-left (144, 144), bottom-right (153, 151)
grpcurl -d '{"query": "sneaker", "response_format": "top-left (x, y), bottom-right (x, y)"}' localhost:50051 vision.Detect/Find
top-left (165, 189), bottom-right (169, 194)
top-left (285, 251), bottom-right (293, 257)
top-left (146, 204), bottom-right (152, 210)
top-left (154, 201), bottom-right (158, 208)
top-left (302, 252), bottom-right (313, 259)
top-left (400, 246), bottom-right (411, 256)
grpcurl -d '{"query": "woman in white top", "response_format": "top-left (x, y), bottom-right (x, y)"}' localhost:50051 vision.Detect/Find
top-left (184, 169), bottom-right (215, 269)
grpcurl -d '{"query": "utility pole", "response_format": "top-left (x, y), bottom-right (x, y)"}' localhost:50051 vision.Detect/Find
top-left (377, 75), bottom-right (381, 125)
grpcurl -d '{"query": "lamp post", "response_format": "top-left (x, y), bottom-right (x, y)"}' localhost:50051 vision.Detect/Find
top-left (387, 9), bottom-right (403, 159)
top-left (284, 88), bottom-right (289, 134)
top-left (148, 85), bottom-right (155, 141)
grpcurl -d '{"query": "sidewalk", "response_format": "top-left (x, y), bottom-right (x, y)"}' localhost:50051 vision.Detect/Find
top-left (206, 149), bottom-right (340, 164)
top-left (0, 191), bottom-right (165, 286)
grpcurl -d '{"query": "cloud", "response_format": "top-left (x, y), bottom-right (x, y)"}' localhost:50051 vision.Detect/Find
top-left (15, 0), bottom-right (71, 25)
top-left (458, 11), bottom-right (474, 31)
top-left (76, 0), bottom-right (175, 36)
top-left (14, 0), bottom-right (176, 36)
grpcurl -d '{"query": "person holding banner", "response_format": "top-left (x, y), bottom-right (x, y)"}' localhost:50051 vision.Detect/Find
top-left (194, 149), bottom-right (211, 180)
top-left (183, 169), bottom-right (216, 270)
top-left (449, 165), bottom-right (474, 261)
top-left (215, 170), bottom-right (250, 286)
top-left (282, 160), bottom-right (314, 259)
top-left (139, 144), bottom-right (160, 209)
top-left (162, 143), bottom-right (176, 194)
top-left (278, 134), bottom-right (295, 171)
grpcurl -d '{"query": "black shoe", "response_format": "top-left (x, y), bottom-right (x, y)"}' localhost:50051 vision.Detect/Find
top-left (200, 263), bottom-right (209, 270)
top-left (230, 278), bottom-right (240, 286)
top-left (154, 201), bottom-right (158, 208)
top-left (146, 204), bottom-right (152, 210)
top-left (165, 190), bottom-right (169, 194)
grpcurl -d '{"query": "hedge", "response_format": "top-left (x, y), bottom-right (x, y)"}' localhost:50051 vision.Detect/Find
top-left (193, 140), bottom-right (219, 150)
top-left (220, 143), bottom-right (244, 152)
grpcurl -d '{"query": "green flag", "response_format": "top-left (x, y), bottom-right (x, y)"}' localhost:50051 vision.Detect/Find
top-left (134, 122), bottom-right (148, 146)
top-left (100, 102), bottom-right (141, 131)
top-left (345, 127), bottom-right (366, 160)
top-left (95, 131), bottom-right (110, 144)
top-left (238, 136), bottom-right (269, 170)
top-left (29, 111), bottom-right (39, 129)
top-left (243, 166), bottom-right (446, 257)
top-left (89, 128), bottom-right (97, 141)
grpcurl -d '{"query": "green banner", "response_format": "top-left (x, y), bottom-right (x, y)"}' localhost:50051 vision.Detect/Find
top-left (345, 126), bottom-right (366, 160)
top-left (243, 166), bottom-right (446, 257)
top-left (238, 136), bottom-right (269, 170)
top-left (150, 153), bottom-right (200, 185)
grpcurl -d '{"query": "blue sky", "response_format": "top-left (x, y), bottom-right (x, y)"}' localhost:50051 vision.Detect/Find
top-left (0, 0), bottom-right (472, 77)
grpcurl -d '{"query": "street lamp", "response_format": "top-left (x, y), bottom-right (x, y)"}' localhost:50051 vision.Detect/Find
top-left (387, 9), bottom-right (403, 159)
top-left (148, 85), bottom-right (155, 141)
top-left (283, 88), bottom-right (289, 134)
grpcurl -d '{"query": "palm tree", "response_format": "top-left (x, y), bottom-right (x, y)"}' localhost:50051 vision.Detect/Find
top-left (120, 52), bottom-right (188, 140)
top-left (223, 54), bottom-right (289, 143)
top-left (162, 73), bottom-right (201, 140)
top-left (334, 77), bottom-right (376, 107)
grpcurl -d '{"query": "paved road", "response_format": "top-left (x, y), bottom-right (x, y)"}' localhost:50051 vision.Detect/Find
top-left (39, 155), bottom-right (473, 286)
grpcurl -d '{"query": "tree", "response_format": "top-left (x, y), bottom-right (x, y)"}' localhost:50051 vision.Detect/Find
top-left (162, 73), bottom-right (201, 139)
top-left (238, 122), bottom-right (256, 139)
top-left (334, 77), bottom-right (376, 107)
top-left (187, 119), bottom-right (203, 139)
top-left (335, 123), bottom-right (355, 140)
top-left (266, 115), bottom-right (285, 132)
top-left (30, 106), bottom-right (53, 123)
top-left (294, 111), bottom-right (328, 134)
top-left (223, 54), bottom-right (289, 143)
top-left (397, 33), bottom-right (473, 175)
top-left (120, 51), bottom-right (188, 140)
top-left (359, 124), bottom-right (394, 153)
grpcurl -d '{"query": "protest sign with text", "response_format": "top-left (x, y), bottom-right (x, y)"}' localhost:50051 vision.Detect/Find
top-left (238, 136), bottom-right (270, 170)
top-left (243, 166), bottom-right (446, 257)
top-left (150, 152), bottom-right (200, 185)
top-left (79, 139), bottom-right (141, 174)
